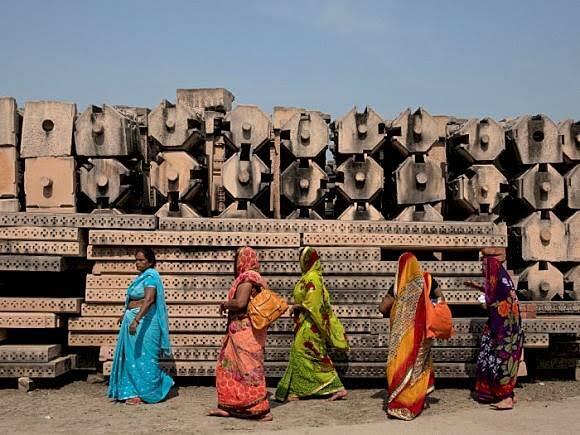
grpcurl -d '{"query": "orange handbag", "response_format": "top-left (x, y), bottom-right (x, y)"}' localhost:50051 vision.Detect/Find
top-left (424, 274), bottom-right (454, 340)
top-left (247, 287), bottom-right (289, 330)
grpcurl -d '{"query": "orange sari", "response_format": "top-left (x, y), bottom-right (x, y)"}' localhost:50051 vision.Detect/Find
top-left (215, 247), bottom-right (270, 418)
top-left (386, 253), bottom-right (435, 420)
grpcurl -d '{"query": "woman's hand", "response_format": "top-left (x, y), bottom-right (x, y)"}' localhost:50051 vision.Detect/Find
top-left (219, 301), bottom-right (227, 316)
top-left (116, 315), bottom-right (124, 326)
top-left (129, 319), bottom-right (139, 335)
top-left (290, 304), bottom-right (302, 317)
top-left (378, 294), bottom-right (394, 317)
top-left (464, 280), bottom-right (484, 291)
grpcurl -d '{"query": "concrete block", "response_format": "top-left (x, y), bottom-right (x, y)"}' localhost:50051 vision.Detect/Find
top-left (21, 101), bottom-right (76, 157)
top-left (24, 157), bottom-right (75, 211)
top-left (334, 106), bottom-right (385, 155)
top-left (176, 88), bottom-right (234, 112)
top-left (447, 117), bottom-right (505, 162)
top-left (148, 100), bottom-right (204, 150)
top-left (558, 119), bottom-right (580, 161)
top-left (395, 154), bottom-right (446, 205)
top-left (515, 163), bottom-right (564, 210)
top-left (278, 108), bottom-right (329, 158)
top-left (0, 97), bottom-right (20, 147)
top-left (0, 147), bottom-right (19, 198)
top-left (224, 105), bottom-right (271, 150)
top-left (75, 105), bottom-right (139, 157)
top-left (504, 114), bottom-right (562, 164)
top-left (79, 158), bottom-right (130, 207)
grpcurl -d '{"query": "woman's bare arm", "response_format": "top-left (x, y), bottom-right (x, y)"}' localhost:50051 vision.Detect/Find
top-left (221, 281), bottom-right (253, 312)
top-left (432, 285), bottom-right (445, 302)
top-left (129, 286), bottom-right (156, 334)
top-left (464, 280), bottom-right (484, 291)
top-left (379, 294), bottom-right (395, 317)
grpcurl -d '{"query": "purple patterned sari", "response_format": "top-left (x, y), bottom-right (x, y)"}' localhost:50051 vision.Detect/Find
top-left (475, 256), bottom-right (524, 402)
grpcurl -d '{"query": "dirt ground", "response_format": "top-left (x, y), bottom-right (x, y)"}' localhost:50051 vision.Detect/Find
top-left (1, 379), bottom-right (579, 434)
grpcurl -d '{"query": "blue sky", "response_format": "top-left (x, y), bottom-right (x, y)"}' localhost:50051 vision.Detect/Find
top-left (1, 0), bottom-right (579, 121)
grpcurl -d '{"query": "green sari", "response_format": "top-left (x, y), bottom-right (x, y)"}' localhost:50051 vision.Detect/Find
top-left (275, 247), bottom-right (349, 400)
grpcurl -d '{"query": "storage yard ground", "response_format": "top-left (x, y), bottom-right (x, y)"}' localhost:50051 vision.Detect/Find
top-left (1, 380), bottom-right (579, 434)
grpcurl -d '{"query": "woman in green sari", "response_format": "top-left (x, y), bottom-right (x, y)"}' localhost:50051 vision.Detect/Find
top-left (275, 246), bottom-right (349, 402)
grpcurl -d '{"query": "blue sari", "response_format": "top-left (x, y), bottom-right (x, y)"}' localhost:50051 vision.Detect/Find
top-left (108, 268), bottom-right (174, 403)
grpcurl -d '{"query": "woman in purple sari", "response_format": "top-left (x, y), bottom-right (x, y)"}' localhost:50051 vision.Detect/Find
top-left (466, 247), bottom-right (524, 410)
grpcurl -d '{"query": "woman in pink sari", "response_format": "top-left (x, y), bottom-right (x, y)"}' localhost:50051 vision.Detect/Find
top-left (208, 246), bottom-right (272, 421)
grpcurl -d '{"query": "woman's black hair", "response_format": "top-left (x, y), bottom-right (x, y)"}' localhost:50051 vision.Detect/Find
top-left (136, 246), bottom-right (156, 267)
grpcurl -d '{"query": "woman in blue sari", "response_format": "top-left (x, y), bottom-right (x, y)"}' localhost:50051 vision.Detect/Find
top-left (108, 247), bottom-right (174, 404)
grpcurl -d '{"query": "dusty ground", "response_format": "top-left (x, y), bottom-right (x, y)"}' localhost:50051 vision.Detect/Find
top-left (0, 379), bottom-right (579, 434)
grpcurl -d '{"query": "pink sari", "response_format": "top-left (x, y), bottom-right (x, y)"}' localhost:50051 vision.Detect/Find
top-left (215, 247), bottom-right (270, 418)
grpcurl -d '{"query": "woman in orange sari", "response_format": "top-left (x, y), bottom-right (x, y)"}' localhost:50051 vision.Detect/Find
top-left (208, 246), bottom-right (272, 421)
top-left (379, 252), bottom-right (443, 420)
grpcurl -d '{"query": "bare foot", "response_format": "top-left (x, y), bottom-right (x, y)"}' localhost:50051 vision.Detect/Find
top-left (125, 397), bottom-right (143, 405)
top-left (287, 394), bottom-right (300, 402)
top-left (328, 389), bottom-right (348, 401)
top-left (258, 413), bottom-right (273, 422)
top-left (207, 408), bottom-right (231, 417)
top-left (490, 397), bottom-right (514, 410)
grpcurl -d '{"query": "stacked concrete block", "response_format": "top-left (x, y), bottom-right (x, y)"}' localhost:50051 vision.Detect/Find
top-left (65, 218), bottom-right (580, 379)
top-left (0, 98), bottom-right (21, 212)
top-left (447, 117), bottom-right (508, 222)
top-left (387, 107), bottom-right (447, 221)
top-left (75, 105), bottom-right (141, 212)
top-left (148, 93), bottom-right (207, 217)
top-left (559, 120), bottom-right (580, 301)
top-left (502, 115), bottom-right (571, 301)
top-left (331, 107), bottom-right (385, 220)
top-left (0, 218), bottom-right (86, 384)
top-left (21, 101), bottom-right (77, 213)
top-left (277, 107), bottom-right (329, 219)
top-left (0, 212), bottom-right (159, 384)
top-left (0, 345), bottom-right (77, 389)
top-left (220, 105), bottom-right (273, 218)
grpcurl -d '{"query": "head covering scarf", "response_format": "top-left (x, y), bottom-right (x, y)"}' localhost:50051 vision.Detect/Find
top-left (228, 246), bottom-right (267, 300)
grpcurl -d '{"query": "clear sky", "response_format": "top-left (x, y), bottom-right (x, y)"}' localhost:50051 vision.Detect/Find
top-left (1, 0), bottom-right (579, 121)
